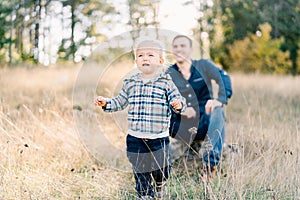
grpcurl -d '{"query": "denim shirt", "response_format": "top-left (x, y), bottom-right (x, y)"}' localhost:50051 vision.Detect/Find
top-left (167, 59), bottom-right (228, 140)
top-left (168, 64), bottom-right (209, 113)
top-left (168, 59), bottom-right (228, 112)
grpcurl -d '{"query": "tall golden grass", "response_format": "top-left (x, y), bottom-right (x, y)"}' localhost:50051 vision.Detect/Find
top-left (0, 66), bottom-right (299, 199)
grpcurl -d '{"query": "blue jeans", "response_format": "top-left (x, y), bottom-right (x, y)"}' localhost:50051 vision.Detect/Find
top-left (126, 135), bottom-right (171, 197)
top-left (202, 106), bottom-right (226, 166)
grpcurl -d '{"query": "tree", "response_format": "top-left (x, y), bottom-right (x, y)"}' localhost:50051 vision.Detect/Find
top-left (211, 0), bottom-right (300, 74)
top-left (0, 1), bottom-right (13, 64)
top-left (0, 0), bottom-right (52, 64)
top-left (58, 0), bottom-right (115, 62)
top-left (210, 0), bottom-right (262, 69)
top-left (297, 42), bottom-right (300, 74)
top-left (127, 0), bottom-right (160, 41)
top-left (257, 0), bottom-right (300, 75)
top-left (229, 23), bottom-right (292, 74)
top-left (0, 0), bottom-right (117, 65)
top-left (183, 0), bottom-right (215, 59)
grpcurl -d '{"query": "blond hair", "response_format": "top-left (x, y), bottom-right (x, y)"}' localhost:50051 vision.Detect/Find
top-left (134, 39), bottom-right (165, 60)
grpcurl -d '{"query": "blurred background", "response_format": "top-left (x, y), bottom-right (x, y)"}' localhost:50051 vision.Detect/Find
top-left (0, 0), bottom-right (299, 75)
top-left (0, 1), bottom-right (299, 199)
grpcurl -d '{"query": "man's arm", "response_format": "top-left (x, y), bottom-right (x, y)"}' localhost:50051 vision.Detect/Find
top-left (195, 59), bottom-right (228, 105)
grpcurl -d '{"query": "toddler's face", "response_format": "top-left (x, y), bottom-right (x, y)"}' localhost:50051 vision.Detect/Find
top-left (135, 48), bottom-right (163, 76)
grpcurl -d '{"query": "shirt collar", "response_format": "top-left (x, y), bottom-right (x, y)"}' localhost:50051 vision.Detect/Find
top-left (173, 60), bottom-right (196, 74)
top-left (125, 72), bottom-right (170, 83)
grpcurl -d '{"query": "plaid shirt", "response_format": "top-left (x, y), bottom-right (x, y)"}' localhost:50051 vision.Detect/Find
top-left (104, 73), bottom-right (186, 135)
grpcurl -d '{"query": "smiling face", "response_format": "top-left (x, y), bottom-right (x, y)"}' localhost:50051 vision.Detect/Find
top-left (172, 36), bottom-right (193, 64)
top-left (135, 40), bottom-right (164, 78)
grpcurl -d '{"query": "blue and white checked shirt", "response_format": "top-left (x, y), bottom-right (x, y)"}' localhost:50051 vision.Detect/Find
top-left (104, 73), bottom-right (186, 136)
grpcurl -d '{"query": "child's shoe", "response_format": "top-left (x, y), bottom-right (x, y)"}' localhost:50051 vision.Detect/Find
top-left (155, 182), bottom-right (167, 199)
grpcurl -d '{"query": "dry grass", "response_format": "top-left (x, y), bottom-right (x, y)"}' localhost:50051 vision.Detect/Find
top-left (0, 66), bottom-right (299, 199)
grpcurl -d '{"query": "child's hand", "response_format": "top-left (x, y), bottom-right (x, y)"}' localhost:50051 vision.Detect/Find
top-left (94, 96), bottom-right (107, 107)
top-left (170, 99), bottom-right (182, 110)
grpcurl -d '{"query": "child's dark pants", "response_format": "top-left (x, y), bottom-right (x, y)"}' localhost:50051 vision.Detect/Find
top-left (126, 134), bottom-right (171, 197)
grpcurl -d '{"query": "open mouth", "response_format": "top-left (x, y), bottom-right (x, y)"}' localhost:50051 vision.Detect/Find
top-left (142, 64), bottom-right (150, 66)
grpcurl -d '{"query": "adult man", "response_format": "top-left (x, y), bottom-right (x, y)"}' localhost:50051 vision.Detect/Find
top-left (167, 35), bottom-right (232, 181)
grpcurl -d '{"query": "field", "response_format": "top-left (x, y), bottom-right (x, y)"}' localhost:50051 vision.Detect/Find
top-left (0, 65), bottom-right (299, 199)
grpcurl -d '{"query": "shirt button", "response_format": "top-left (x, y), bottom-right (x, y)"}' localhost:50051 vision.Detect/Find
top-left (187, 102), bottom-right (191, 106)
top-left (188, 94), bottom-right (192, 98)
top-left (186, 84), bottom-right (190, 88)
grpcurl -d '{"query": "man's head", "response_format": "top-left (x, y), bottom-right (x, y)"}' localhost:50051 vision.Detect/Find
top-left (172, 35), bottom-right (193, 64)
top-left (134, 39), bottom-right (165, 77)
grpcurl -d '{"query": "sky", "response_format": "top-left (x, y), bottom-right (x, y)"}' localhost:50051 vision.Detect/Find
top-left (109, 0), bottom-right (199, 36)
top-left (159, 0), bottom-right (198, 35)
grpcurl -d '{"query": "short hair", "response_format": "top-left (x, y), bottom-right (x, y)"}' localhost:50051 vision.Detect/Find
top-left (172, 35), bottom-right (193, 47)
top-left (134, 39), bottom-right (165, 59)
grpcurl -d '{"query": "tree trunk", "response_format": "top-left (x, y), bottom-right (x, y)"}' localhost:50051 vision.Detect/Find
top-left (33, 0), bottom-right (42, 63)
top-left (71, 1), bottom-right (76, 62)
top-left (9, 6), bottom-right (14, 65)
